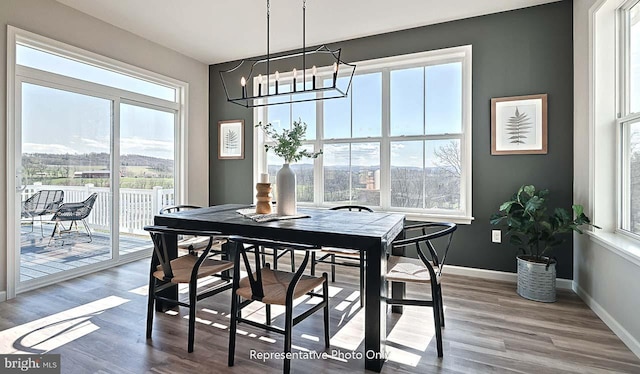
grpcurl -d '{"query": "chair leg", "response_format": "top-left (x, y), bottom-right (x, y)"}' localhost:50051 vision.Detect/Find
top-left (330, 254), bottom-right (336, 282)
top-left (431, 282), bottom-right (443, 357)
top-left (323, 273), bottom-right (330, 348)
top-left (289, 250), bottom-right (295, 272)
top-left (438, 284), bottom-right (445, 327)
top-left (228, 294), bottom-right (239, 366)
top-left (311, 252), bottom-right (316, 276)
top-left (272, 249), bottom-right (278, 270)
top-left (188, 282), bottom-right (197, 353)
top-left (266, 304), bottom-right (271, 325)
top-left (146, 276), bottom-right (156, 339)
top-left (81, 219), bottom-right (93, 243)
top-left (359, 252), bottom-right (365, 308)
top-left (284, 299), bottom-right (293, 374)
top-left (38, 216), bottom-right (45, 237)
top-left (48, 222), bottom-right (59, 246)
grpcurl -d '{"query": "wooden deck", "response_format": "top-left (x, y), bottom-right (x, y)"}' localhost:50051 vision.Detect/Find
top-left (1, 256), bottom-right (638, 373)
top-left (20, 223), bottom-right (151, 282)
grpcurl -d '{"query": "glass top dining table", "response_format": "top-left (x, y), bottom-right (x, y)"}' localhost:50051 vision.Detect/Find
top-left (154, 203), bottom-right (405, 372)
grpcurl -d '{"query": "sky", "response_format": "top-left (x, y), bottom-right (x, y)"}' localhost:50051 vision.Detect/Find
top-left (18, 45), bottom-right (175, 161)
top-left (264, 62), bottom-right (463, 169)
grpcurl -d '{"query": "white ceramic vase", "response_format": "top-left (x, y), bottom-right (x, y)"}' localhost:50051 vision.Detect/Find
top-left (276, 163), bottom-right (297, 215)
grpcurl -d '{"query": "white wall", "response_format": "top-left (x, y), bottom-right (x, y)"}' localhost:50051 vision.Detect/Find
top-left (574, 0), bottom-right (640, 358)
top-left (0, 0), bottom-right (209, 296)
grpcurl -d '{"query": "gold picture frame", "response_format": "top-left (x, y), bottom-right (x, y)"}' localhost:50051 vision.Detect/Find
top-left (491, 94), bottom-right (548, 155)
top-left (218, 120), bottom-right (244, 160)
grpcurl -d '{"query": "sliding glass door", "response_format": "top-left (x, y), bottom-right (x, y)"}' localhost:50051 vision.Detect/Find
top-left (118, 103), bottom-right (176, 256)
top-left (18, 82), bottom-right (115, 283)
top-left (9, 29), bottom-right (185, 294)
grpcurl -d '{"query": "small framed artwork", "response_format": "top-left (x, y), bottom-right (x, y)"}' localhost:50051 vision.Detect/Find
top-left (491, 94), bottom-right (548, 155)
top-left (218, 120), bottom-right (244, 159)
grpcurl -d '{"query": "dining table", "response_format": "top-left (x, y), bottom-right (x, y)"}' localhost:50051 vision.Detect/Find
top-left (154, 203), bottom-right (405, 372)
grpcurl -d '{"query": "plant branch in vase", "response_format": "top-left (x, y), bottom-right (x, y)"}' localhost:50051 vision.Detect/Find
top-left (256, 119), bottom-right (322, 215)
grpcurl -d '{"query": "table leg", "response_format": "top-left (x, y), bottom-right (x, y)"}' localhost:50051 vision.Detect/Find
top-left (155, 233), bottom-right (178, 311)
top-left (391, 243), bottom-right (406, 314)
top-left (364, 240), bottom-right (387, 372)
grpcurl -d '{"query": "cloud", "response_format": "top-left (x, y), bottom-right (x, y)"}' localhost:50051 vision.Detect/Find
top-left (120, 137), bottom-right (173, 159)
top-left (80, 137), bottom-right (110, 151)
top-left (22, 143), bottom-right (78, 154)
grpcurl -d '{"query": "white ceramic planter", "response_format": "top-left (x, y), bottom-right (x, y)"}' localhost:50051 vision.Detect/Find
top-left (276, 163), bottom-right (297, 215)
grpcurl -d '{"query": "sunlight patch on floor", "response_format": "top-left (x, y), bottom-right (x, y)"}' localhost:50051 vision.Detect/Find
top-left (345, 291), bottom-right (360, 302)
top-left (387, 305), bottom-right (444, 352)
top-left (329, 308), bottom-right (364, 351)
top-left (301, 333), bottom-right (319, 342)
top-left (385, 345), bottom-right (422, 367)
top-left (127, 285), bottom-right (148, 296)
top-left (0, 295), bottom-right (129, 354)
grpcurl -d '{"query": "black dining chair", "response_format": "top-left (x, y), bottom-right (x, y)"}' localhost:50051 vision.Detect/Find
top-left (311, 205), bottom-right (373, 307)
top-left (227, 236), bottom-right (330, 374)
top-left (385, 222), bottom-right (457, 357)
top-left (144, 225), bottom-right (233, 353)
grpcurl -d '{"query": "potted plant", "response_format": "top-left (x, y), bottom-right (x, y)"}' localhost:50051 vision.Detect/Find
top-left (256, 119), bottom-right (322, 215)
top-left (490, 185), bottom-right (598, 302)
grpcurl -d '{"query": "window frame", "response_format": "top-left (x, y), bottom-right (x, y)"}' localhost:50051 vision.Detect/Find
top-left (618, 0), bottom-right (640, 238)
top-left (253, 45), bottom-right (473, 223)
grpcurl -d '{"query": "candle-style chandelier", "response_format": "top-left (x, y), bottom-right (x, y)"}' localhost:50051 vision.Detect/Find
top-left (219, 0), bottom-right (356, 108)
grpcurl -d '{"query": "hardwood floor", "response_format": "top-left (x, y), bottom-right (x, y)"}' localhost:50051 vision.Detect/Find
top-left (0, 258), bottom-right (638, 373)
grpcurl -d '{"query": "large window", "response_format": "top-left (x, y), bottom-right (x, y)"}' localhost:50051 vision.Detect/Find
top-left (255, 46), bottom-right (472, 222)
top-left (620, 1), bottom-right (640, 235)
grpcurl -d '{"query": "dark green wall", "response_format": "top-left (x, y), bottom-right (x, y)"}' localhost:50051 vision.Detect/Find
top-left (209, 1), bottom-right (574, 278)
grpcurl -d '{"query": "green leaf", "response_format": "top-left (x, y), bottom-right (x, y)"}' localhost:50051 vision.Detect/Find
top-left (523, 185), bottom-right (535, 197)
top-left (572, 204), bottom-right (584, 217)
top-left (499, 201), bottom-right (514, 212)
top-left (524, 196), bottom-right (544, 214)
top-left (490, 214), bottom-right (505, 225)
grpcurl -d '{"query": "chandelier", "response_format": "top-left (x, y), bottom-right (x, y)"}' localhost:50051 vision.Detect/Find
top-left (219, 0), bottom-right (356, 108)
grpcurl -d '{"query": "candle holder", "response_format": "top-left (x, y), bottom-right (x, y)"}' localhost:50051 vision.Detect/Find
top-left (255, 183), bottom-right (272, 214)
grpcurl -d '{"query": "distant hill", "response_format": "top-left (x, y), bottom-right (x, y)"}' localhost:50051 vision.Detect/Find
top-left (22, 152), bottom-right (173, 169)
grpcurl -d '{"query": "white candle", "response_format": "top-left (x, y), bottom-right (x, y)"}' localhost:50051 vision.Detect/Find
top-left (260, 173), bottom-right (269, 183)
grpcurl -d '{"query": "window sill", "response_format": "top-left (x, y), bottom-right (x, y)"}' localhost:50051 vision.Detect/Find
top-left (586, 230), bottom-right (640, 268)
top-left (296, 203), bottom-right (474, 224)
top-left (402, 213), bottom-right (474, 225)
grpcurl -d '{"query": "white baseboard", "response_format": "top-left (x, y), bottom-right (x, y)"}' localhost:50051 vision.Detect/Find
top-left (574, 284), bottom-right (640, 359)
top-left (0, 291), bottom-right (6, 302)
top-left (443, 265), bottom-right (574, 290)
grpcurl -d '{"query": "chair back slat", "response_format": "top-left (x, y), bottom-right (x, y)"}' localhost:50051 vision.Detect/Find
top-left (239, 246), bottom-right (265, 300)
top-left (392, 222), bottom-right (457, 277)
top-left (144, 225), bottom-right (223, 281)
top-left (330, 205), bottom-right (373, 213)
top-left (160, 205), bottom-right (202, 214)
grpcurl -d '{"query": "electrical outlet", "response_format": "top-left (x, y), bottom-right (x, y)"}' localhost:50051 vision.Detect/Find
top-left (492, 229), bottom-right (501, 243)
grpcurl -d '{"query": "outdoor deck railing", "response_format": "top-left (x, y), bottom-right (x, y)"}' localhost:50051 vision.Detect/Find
top-left (22, 183), bottom-right (174, 235)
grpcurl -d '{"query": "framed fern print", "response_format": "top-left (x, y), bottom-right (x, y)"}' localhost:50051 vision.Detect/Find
top-left (218, 120), bottom-right (244, 159)
top-left (491, 94), bottom-right (548, 155)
